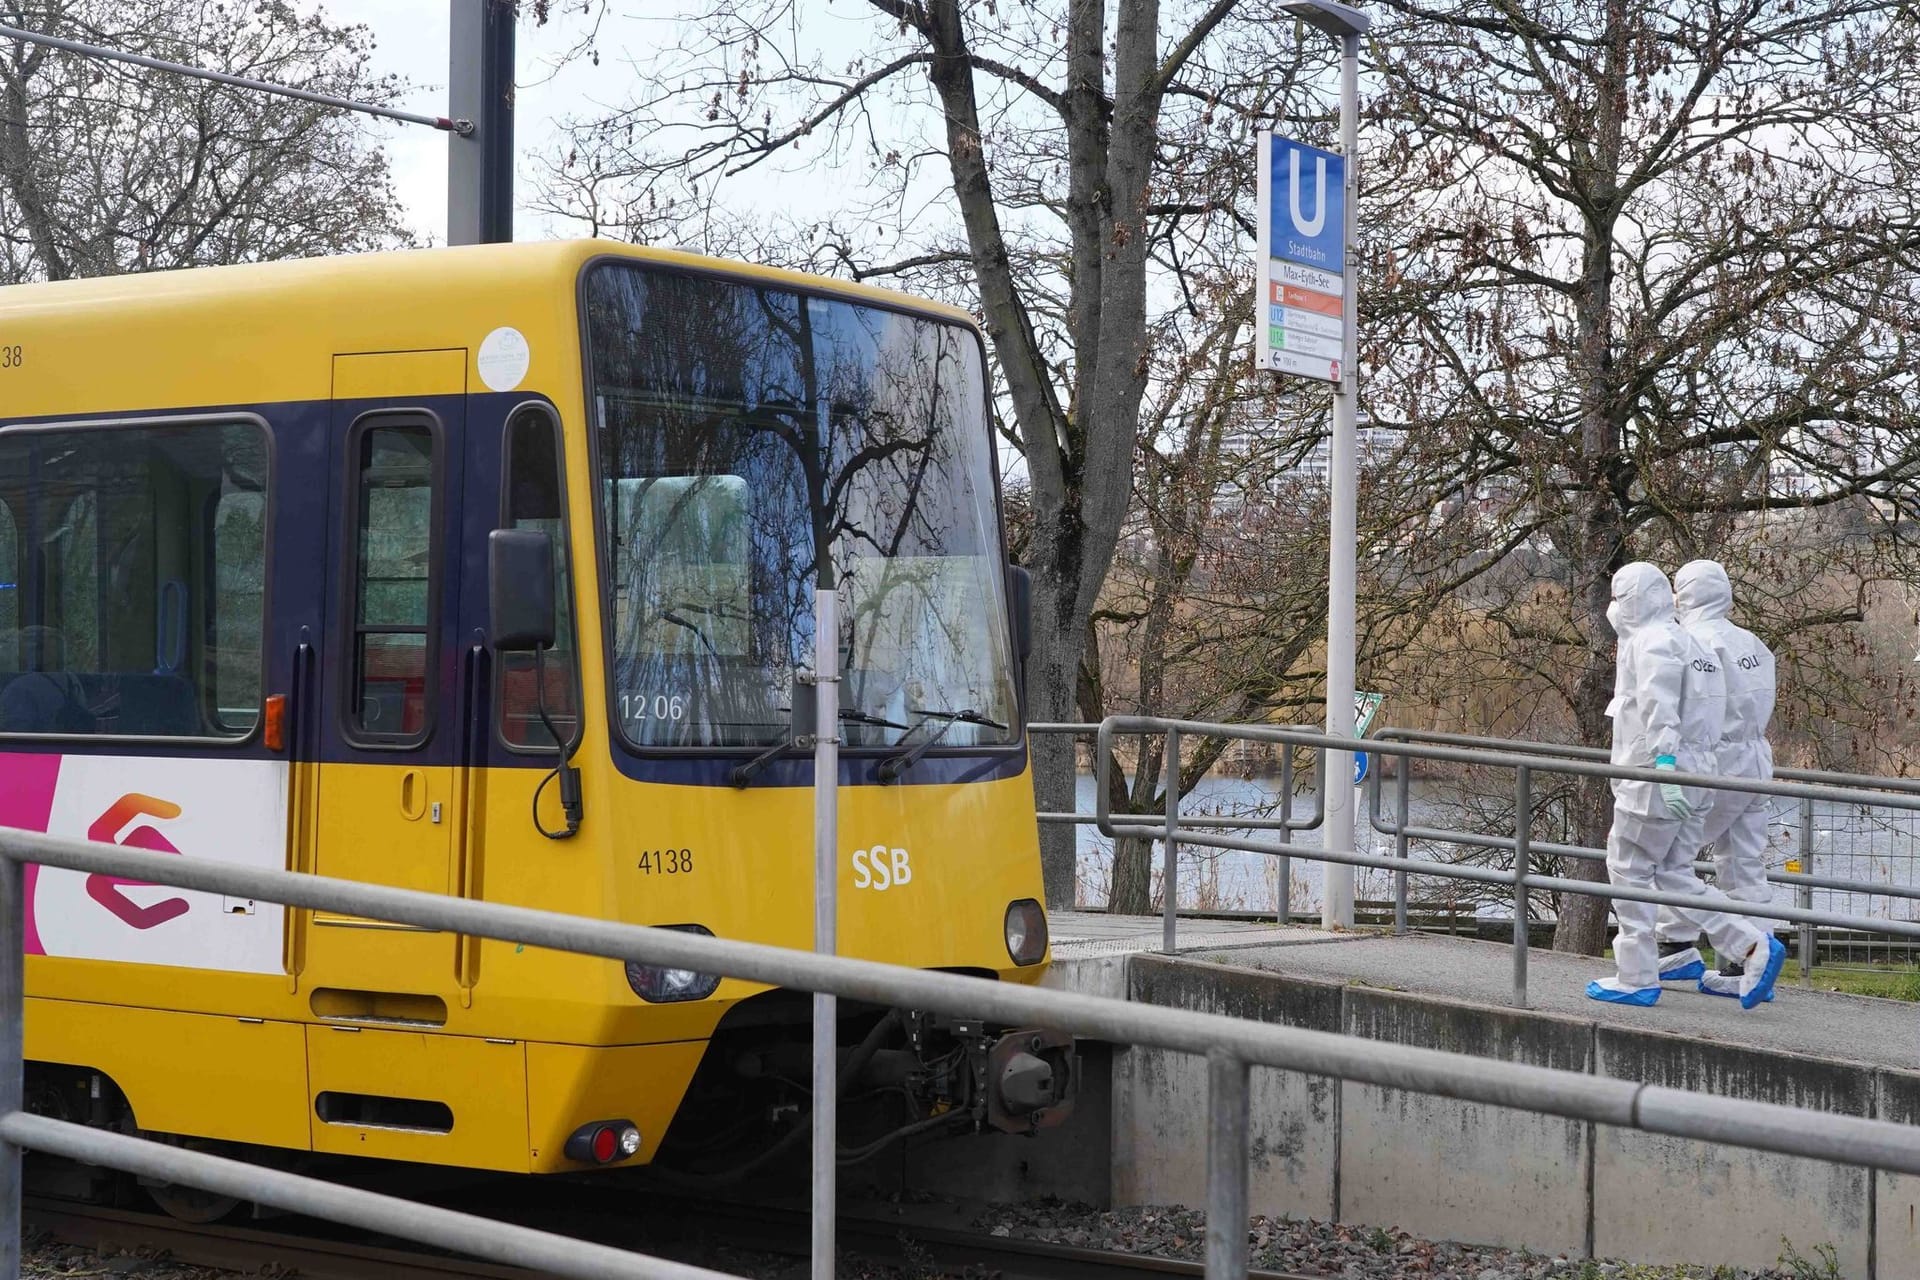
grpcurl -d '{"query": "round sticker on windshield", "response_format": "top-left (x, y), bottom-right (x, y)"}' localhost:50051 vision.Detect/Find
top-left (477, 327), bottom-right (530, 392)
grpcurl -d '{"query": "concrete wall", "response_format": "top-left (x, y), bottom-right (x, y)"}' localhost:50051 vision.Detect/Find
top-left (1879, 1069), bottom-right (1920, 1280)
top-left (1100, 955), bottom-right (1914, 1280)
top-left (1592, 1027), bottom-right (1873, 1277)
top-left (1339, 988), bottom-right (1592, 1257)
top-left (1116, 963), bottom-right (1341, 1221)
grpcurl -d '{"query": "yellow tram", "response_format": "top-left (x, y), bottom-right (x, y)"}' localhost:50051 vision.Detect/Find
top-left (0, 241), bottom-right (1065, 1205)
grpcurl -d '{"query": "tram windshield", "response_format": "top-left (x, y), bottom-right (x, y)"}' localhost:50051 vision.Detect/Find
top-left (583, 262), bottom-right (1019, 751)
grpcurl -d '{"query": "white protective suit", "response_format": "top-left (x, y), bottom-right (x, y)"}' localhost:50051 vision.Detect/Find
top-left (1657, 561), bottom-right (1778, 944)
top-left (1600, 562), bottom-right (1765, 993)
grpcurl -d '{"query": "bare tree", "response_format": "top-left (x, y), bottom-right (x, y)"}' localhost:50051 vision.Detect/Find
top-left (1, 0), bottom-right (412, 284)
top-left (1363, 0), bottom-right (1920, 952)
top-left (536, 0), bottom-right (1343, 909)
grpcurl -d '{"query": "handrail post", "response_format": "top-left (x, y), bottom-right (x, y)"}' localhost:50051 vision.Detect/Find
top-left (1513, 765), bottom-right (1531, 1009)
top-left (1163, 728), bottom-right (1181, 954)
top-left (1204, 1052), bottom-right (1251, 1280)
top-left (1799, 795), bottom-right (1815, 986)
top-left (1, 849), bottom-right (23, 1280)
top-left (809, 585), bottom-right (840, 1280)
top-left (1277, 748), bottom-right (1293, 924)
top-left (1394, 759), bottom-right (1411, 936)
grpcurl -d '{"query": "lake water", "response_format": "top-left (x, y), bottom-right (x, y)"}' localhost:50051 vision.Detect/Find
top-left (1070, 773), bottom-right (1920, 924)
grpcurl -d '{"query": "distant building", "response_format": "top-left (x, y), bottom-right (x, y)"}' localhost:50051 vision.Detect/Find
top-left (1279, 424), bottom-right (1399, 483)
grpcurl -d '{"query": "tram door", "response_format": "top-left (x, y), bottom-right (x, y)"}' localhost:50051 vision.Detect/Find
top-left (305, 350), bottom-right (467, 996)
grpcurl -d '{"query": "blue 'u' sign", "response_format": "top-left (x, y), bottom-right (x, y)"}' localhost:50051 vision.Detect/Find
top-left (1268, 136), bottom-right (1346, 274)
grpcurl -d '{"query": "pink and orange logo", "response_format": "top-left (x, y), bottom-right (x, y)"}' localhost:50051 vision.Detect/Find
top-left (83, 793), bottom-right (190, 930)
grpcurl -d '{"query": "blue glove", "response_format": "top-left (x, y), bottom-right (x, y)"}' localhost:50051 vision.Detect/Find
top-left (1654, 755), bottom-right (1691, 820)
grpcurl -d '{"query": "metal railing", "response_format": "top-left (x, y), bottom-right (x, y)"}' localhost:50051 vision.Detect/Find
top-left (1029, 721), bottom-right (1325, 951)
top-left (10, 794), bottom-right (1920, 1279)
top-left (1368, 729), bottom-right (1920, 980)
top-left (1091, 717), bottom-right (1920, 1010)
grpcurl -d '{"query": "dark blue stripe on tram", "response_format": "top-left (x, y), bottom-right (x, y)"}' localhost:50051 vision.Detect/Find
top-left (0, 393), bottom-right (1026, 789)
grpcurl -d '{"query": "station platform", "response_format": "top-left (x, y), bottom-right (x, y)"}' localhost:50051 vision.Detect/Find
top-left (1049, 910), bottom-right (1346, 957)
top-left (1013, 913), bottom-right (1920, 1277)
top-left (1046, 913), bottom-right (1920, 1070)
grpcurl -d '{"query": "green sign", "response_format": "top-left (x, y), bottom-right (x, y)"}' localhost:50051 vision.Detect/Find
top-left (1353, 691), bottom-right (1384, 739)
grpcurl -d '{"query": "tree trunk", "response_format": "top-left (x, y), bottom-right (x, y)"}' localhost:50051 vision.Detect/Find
top-left (1105, 718), bottom-right (1164, 915)
top-left (1551, 0), bottom-right (1629, 957)
top-left (921, 0), bottom-right (1164, 910)
top-left (1027, 591), bottom-right (1087, 909)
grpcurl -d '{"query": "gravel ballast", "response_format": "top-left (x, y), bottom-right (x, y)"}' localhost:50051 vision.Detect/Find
top-left (971, 1199), bottom-right (1836, 1279)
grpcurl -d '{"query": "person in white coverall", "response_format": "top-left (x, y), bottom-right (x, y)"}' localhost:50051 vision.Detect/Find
top-left (1588, 562), bottom-right (1786, 1009)
top-left (1652, 560), bottom-right (1780, 998)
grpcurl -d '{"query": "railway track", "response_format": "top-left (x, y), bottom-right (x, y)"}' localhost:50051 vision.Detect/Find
top-left (26, 1193), bottom-right (1320, 1280)
top-left (21, 1198), bottom-right (548, 1279)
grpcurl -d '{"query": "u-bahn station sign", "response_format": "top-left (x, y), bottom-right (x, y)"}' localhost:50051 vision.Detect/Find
top-left (1258, 132), bottom-right (1346, 384)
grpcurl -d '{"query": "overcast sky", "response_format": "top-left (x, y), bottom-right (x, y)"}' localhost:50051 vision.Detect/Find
top-left (313, 1), bottom-right (597, 243)
top-left (311, 2), bottom-right (881, 247)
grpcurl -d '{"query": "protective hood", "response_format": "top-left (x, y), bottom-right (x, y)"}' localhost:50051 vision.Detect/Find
top-left (1607, 561), bottom-right (1674, 636)
top-left (1674, 559), bottom-right (1732, 626)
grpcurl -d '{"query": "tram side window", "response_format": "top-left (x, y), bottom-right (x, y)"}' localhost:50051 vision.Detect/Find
top-left (210, 490), bottom-right (266, 731)
top-left (0, 500), bottom-right (16, 667)
top-left (499, 407), bottom-right (578, 749)
top-left (348, 424), bottom-right (437, 744)
top-left (0, 423), bottom-right (269, 738)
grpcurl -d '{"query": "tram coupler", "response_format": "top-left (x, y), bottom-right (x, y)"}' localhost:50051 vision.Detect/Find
top-left (981, 1027), bottom-right (1076, 1134)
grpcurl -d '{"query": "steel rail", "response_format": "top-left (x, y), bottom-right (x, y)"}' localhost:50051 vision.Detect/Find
top-left (0, 1114), bottom-right (729, 1280)
top-left (4, 830), bottom-right (1920, 1175)
top-left (1364, 725), bottom-right (1920, 903)
top-left (1360, 817), bottom-right (1918, 904)
top-left (1374, 727), bottom-right (1920, 795)
top-left (1092, 718), bottom-right (1920, 935)
top-left (620, 1193), bottom-right (1327, 1280)
top-left (1091, 715), bottom-right (1920, 1012)
top-left (22, 1198), bottom-right (550, 1280)
top-left (1108, 815), bottom-right (1920, 939)
top-left (1097, 716), bottom-right (1920, 810)
top-left (1029, 720), bottom-right (1324, 933)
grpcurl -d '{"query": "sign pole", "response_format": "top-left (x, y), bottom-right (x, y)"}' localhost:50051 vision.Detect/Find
top-left (1322, 28), bottom-right (1361, 929)
top-left (810, 580), bottom-right (840, 1280)
top-left (448, 0), bottom-right (515, 245)
top-left (1265, 3), bottom-right (1369, 925)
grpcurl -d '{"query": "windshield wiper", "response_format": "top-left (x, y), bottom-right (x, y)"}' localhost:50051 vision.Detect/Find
top-left (840, 707), bottom-right (910, 731)
top-left (734, 709), bottom-right (908, 788)
top-left (731, 731), bottom-right (799, 788)
top-left (876, 707), bottom-right (1009, 783)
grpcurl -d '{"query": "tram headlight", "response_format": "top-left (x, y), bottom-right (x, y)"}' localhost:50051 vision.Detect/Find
top-left (624, 924), bottom-right (722, 1003)
top-left (1004, 899), bottom-right (1048, 966)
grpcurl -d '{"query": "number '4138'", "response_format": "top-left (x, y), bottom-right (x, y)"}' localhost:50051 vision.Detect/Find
top-left (639, 848), bottom-right (693, 875)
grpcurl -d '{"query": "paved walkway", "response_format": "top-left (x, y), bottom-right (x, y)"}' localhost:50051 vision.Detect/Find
top-left (1049, 909), bottom-right (1346, 957)
top-left (1049, 914), bottom-right (1920, 1071)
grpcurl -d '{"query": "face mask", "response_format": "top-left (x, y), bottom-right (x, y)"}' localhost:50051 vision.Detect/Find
top-left (1606, 599), bottom-right (1624, 634)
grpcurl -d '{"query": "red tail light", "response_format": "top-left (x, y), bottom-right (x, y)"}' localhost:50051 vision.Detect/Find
top-left (564, 1119), bottom-right (642, 1165)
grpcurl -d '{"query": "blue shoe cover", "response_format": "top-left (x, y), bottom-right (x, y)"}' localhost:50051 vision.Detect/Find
top-left (1587, 979), bottom-right (1660, 1006)
top-left (1657, 948), bottom-right (1706, 982)
top-left (1740, 937), bottom-right (1787, 1010)
top-left (1700, 970), bottom-right (1773, 1001)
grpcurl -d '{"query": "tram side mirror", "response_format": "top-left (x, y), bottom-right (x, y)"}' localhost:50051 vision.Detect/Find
top-left (489, 529), bottom-right (556, 651)
top-left (1008, 565), bottom-right (1033, 665)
